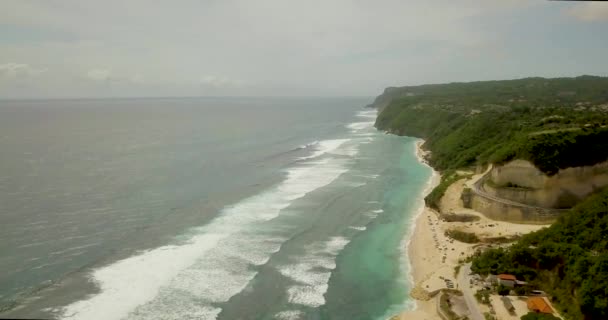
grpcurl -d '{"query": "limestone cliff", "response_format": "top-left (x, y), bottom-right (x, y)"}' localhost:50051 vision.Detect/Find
top-left (366, 86), bottom-right (416, 110)
top-left (484, 159), bottom-right (608, 209)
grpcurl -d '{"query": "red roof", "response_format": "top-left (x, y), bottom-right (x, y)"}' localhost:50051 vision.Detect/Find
top-left (498, 274), bottom-right (517, 281)
top-left (527, 297), bottom-right (553, 314)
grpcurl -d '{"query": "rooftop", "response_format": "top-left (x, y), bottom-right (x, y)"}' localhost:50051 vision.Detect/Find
top-left (498, 274), bottom-right (517, 281)
top-left (527, 297), bottom-right (553, 314)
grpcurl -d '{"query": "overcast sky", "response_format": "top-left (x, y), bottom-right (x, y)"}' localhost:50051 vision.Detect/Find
top-left (1, 0), bottom-right (607, 99)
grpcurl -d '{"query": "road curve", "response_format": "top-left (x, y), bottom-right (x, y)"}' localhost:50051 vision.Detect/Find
top-left (470, 170), bottom-right (568, 215)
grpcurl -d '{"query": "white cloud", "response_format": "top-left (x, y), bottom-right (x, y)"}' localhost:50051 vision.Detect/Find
top-left (200, 75), bottom-right (242, 88)
top-left (86, 68), bottom-right (112, 81)
top-left (567, 3), bottom-right (608, 22)
top-left (0, 63), bottom-right (47, 78)
top-left (129, 74), bottom-right (144, 84)
top-left (86, 69), bottom-right (146, 85)
top-left (0, 0), bottom-right (604, 98)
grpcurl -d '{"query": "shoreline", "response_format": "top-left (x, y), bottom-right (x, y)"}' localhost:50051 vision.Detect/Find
top-left (405, 140), bottom-right (440, 299)
top-left (394, 140), bottom-right (547, 320)
top-left (393, 140), bottom-right (442, 320)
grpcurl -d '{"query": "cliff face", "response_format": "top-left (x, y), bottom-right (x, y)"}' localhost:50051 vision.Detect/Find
top-left (485, 159), bottom-right (608, 208)
top-left (366, 86), bottom-right (415, 110)
top-left (374, 76), bottom-right (608, 222)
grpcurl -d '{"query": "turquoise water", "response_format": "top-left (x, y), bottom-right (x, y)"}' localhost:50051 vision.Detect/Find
top-left (321, 136), bottom-right (432, 320)
top-left (0, 97), bottom-right (432, 319)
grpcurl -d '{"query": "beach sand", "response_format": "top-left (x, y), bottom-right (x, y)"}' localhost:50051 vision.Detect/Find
top-left (394, 142), bottom-right (547, 320)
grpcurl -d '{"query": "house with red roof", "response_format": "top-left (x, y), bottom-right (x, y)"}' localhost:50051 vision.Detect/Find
top-left (497, 274), bottom-right (517, 287)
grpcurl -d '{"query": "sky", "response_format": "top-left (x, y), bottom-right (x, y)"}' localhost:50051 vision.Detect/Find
top-left (0, 0), bottom-right (607, 99)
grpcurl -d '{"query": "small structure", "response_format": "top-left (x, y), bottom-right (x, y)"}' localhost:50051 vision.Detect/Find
top-left (497, 274), bottom-right (517, 288)
top-left (501, 296), bottom-right (515, 314)
top-left (527, 297), bottom-right (553, 314)
top-left (531, 290), bottom-right (546, 296)
top-left (486, 274), bottom-right (498, 286)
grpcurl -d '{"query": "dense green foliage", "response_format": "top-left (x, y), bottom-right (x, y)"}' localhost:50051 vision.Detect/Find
top-left (490, 126), bottom-right (608, 175)
top-left (424, 171), bottom-right (461, 210)
top-left (375, 76), bottom-right (608, 173)
top-left (446, 230), bottom-right (480, 243)
top-left (375, 76), bottom-right (608, 319)
top-left (471, 188), bottom-right (608, 320)
top-left (520, 313), bottom-right (560, 320)
top-left (440, 212), bottom-right (480, 222)
top-left (475, 289), bottom-right (491, 305)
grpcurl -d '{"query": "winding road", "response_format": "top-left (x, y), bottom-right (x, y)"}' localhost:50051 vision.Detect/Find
top-left (469, 168), bottom-right (568, 216)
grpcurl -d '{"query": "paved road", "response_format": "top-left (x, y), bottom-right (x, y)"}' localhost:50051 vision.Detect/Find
top-left (457, 263), bottom-right (484, 320)
top-left (469, 169), bottom-right (568, 214)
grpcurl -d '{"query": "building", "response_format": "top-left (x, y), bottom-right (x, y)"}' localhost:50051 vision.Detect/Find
top-left (527, 297), bottom-right (553, 314)
top-left (486, 274), bottom-right (498, 286)
top-left (497, 274), bottom-right (517, 288)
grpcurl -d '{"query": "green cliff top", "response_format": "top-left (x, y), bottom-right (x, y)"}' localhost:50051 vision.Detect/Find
top-left (374, 76), bottom-right (608, 174)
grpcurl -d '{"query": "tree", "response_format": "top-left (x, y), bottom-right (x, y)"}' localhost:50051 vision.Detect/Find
top-left (497, 284), bottom-right (510, 296)
top-left (520, 312), bottom-right (559, 320)
top-left (514, 286), bottom-right (527, 296)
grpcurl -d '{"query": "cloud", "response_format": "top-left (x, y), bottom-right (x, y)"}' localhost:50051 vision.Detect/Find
top-left (86, 68), bottom-right (112, 81)
top-left (566, 3), bottom-right (608, 22)
top-left (200, 75), bottom-right (242, 88)
top-left (0, 0), bottom-right (606, 98)
top-left (86, 69), bottom-right (145, 84)
top-left (0, 62), bottom-right (47, 78)
top-left (129, 74), bottom-right (144, 84)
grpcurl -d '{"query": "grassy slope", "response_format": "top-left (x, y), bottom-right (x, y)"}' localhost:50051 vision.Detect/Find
top-left (374, 76), bottom-right (608, 174)
top-left (471, 188), bottom-right (608, 320)
top-left (373, 76), bottom-right (608, 319)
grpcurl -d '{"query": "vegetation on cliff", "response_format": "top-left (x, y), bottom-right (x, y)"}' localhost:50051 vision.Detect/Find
top-left (424, 170), bottom-right (461, 210)
top-left (374, 76), bottom-right (608, 174)
top-left (470, 187), bottom-right (608, 320)
top-left (373, 76), bottom-right (608, 319)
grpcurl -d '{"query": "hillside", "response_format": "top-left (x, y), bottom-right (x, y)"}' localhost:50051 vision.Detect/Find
top-left (471, 187), bottom-right (608, 320)
top-left (372, 76), bottom-right (608, 319)
top-left (374, 76), bottom-right (608, 174)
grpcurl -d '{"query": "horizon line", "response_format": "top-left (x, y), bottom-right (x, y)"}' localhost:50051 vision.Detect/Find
top-left (0, 95), bottom-right (374, 103)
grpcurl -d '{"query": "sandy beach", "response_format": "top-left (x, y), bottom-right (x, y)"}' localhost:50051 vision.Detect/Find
top-left (393, 141), bottom-right (546, 320)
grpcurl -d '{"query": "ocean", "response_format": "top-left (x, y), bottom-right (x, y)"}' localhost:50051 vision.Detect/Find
top-left (0, 97), bottom-right (432, 320)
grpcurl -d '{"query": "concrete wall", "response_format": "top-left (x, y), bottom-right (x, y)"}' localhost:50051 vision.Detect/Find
top-left (468, 191), bottom-right (562, 224)
top-left (487, 160), bottom-right (608, 208)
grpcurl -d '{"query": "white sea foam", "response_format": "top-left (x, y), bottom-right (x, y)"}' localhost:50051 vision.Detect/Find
top-left (274, 310), bottom-right (305, 320)
top-left (349, 226), bottom-right (367, 231)
top-left (345, 181), bottom-right (367, 188)
top-left (364, 209), bottom-right (384, 219)
top-left (60, 233), bottom-right (224, 320)
top-left (353, 174), bottom-right (379, 179)
top-left (279, 236), bottom-right (350, 308)
top-left (346, 110), bottom-right (376, 133)
top-left (60, 157), bottom-right (350, 320)
top-left (329, 144), bottom-right (359, 157)
top-left (297, 140), bottom-right (319, 149)
top-left (299, 139), bottom-right (350, 160)
top-left (346, 121), bottom-right (374, 131)
top-left (399, 139), bottom-right (441, 314)
top-left (356, 110), bottom-right (377, 119)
